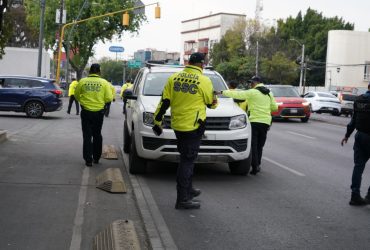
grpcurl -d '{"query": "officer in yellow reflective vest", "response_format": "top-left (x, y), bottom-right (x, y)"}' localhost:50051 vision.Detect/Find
top-left (120, 79), bottom-right (133, 114)
top-left (153, 52), bottom-right (218, 209)
top-left (104, 82), bottom-right (116, 117)
top-left (75, 64), bottom-right (113, 166)
top-left (217, 76), bottom-right (278, 175)
top-left (67, 78), bottom-right (80, 115)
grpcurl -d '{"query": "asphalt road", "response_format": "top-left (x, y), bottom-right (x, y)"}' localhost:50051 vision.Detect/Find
top-left (132, 115), bottom-right (370, 250)
top-left (0, 98), bottom-right (149, 250)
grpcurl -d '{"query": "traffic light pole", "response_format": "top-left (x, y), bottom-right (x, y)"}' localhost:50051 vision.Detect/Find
top-left (55, 2), bottom-right (160, 84)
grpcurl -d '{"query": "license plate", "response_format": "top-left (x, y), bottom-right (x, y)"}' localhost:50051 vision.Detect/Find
top-left (290, 109), bottom-right (297, 113)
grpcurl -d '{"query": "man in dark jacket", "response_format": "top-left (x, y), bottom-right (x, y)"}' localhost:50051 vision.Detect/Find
top-left (341, 83), bottom-right (370, 206)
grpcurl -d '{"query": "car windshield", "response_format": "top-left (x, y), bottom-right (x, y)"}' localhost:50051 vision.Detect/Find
top-left (142, 72), bottom-right (227, 96)
top-left (268, 86), bottom-right (299, 97)
top-left (318, 92), bottom-right (337, 98)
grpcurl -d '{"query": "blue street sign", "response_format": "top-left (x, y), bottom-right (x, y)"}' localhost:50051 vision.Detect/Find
top-left (109, 46), bottom-right (124, 53)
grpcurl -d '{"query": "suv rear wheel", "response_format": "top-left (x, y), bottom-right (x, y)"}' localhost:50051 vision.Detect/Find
top-left (129, 133), bottom-right (147, 174)
top-left (301, 117), bottom-right (309, 122)
top-left (25, 101), bottom-right (44, 118)
top-left (229, 154), bottom-right (251, 175)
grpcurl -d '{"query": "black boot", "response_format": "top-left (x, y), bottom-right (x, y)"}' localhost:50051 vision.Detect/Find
top-left (349, 193), bottom-right (367, 206)
top-left (190, 188), bottom-right (201, 198)
top-left (175, 200), bottom-right (201, 209)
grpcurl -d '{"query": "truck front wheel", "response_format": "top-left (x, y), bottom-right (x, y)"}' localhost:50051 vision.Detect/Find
top-left (129, 133), bottom-right (147, 174)
top-left (229, 155), bottom-right (251, 175)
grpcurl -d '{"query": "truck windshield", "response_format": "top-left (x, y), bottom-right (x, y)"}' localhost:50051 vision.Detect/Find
top-left (143, 72), bottom-right (227, 96)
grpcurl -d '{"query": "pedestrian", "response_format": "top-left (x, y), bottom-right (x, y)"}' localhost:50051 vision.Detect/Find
top-left (120, 78), bottom-right (133, 114)
top-left (74, 63), bottom-right (113, 167)
top-left (341, 83), bottom-right (370, 206)
top-left (216, 76), bottom-right (278, 175)
top-left (104, 82), bottom-right (116, 117)
top-left (153, 52), bottom-right (218, 209)
top-left (67, 78), bottom-right (80, 115)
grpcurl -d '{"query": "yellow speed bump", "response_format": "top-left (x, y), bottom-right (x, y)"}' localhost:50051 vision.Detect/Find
top-left (93, 220), bottom-right (140, 250)
top-left (96, 168), bottom-right (127, 193)
top-left (102, 145), bottom-right (118, 160)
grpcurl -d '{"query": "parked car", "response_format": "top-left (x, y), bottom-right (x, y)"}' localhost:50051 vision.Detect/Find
top-left (303, 91), bottom-right (341, 116)
top-left (0, 75), bottom-right (63, 118)
top-left (266, 85), bottom-right (311, 122)
top-left (123, 64), bottom-right (251, 175)
top-left (337, 92), bottom-right (356, 116)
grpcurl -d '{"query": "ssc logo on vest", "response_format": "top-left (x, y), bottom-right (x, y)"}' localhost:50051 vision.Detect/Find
top-left (173, 81), bottom-right (198, 94)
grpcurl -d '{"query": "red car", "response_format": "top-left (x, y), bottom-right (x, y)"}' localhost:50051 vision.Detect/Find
top-left (266, 85), bottom-right (311, 122)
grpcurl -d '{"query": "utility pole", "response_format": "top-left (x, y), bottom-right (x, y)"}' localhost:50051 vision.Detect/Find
top-left (56, 0), bottom-right (65, 81)
top-left (299, 44), bottom-right (305, 95)
top-left (256, 41), bottom-right (259, 76)
top-left (37, 0), bottom-right (46, 77)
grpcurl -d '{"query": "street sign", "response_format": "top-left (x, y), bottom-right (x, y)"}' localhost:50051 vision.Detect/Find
top-left (109, 46), bottom-right (125, 53)
top-left (127, 60), bottom-right (142, 68)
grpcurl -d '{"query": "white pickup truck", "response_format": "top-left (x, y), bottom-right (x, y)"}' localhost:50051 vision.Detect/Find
top-left (123, 64), bottom-right (251, 175)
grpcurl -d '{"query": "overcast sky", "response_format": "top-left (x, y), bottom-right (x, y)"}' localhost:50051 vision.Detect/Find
top-left (93, 0), bottom-right (370, 60)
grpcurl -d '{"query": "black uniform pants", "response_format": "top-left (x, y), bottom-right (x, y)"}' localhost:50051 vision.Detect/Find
top-left (251, 122), bottom-right (270, 170)
top-left (174, 129), bottom-right (202, 202)
top-left (81, 109), bottom-right (104, 163)
top-left (67, 95), bottom-right (80, 114)
top-left (351, 131), bottom-right (370, 195)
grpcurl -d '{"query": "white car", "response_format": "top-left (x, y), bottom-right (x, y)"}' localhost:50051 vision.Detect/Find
top-left (123, 64), bottom-right (251, 175)
top-left (303, 91), bottom-right (341, 115)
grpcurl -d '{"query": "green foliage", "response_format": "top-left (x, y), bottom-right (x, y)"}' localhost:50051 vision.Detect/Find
top-left (260, 52), bottom-right (298, 84)
top-left (24, 0), bottom-right (146, 79)
top-left (211, 8), bottom-right (354, 86)
top-left (216, 56), bottom-right (255, 83)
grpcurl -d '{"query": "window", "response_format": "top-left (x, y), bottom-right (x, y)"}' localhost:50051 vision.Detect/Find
top-left (133, 71), bottom-right (143, 95)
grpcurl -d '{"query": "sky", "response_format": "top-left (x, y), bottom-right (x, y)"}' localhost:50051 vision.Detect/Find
top-left (93, 0), bottom-right (370, 60)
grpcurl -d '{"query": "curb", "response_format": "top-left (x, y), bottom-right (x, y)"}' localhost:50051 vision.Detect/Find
top-left (0, 130), bottom-right (7, 143)
top-left (120, 147), bottom-right (178, 250)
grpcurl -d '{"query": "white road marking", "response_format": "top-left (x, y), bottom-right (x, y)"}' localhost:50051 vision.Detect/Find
top-left (263, 156), bottom-right (305, 177)
top-left (287, 131), bottom-right (316, 139)
top-left (69, 167), bottom-right (90, 250)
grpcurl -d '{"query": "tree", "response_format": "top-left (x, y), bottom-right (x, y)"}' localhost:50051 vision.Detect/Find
top-left (25, 0), bottom-right (146, 79)
top-left (276, 8), bottom-right (354, 85)
top-left (260, 52), bottom-right (298, 84)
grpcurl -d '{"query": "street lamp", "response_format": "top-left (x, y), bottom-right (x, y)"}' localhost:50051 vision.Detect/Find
top-left (290, 38), bottom-right (305, 95)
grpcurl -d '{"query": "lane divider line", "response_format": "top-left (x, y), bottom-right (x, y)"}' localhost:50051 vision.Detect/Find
top-left (69, 167), bottom-right (90, 250)
top-left (263, 156), bottom-right (305, 177)
top-left (286, 131), bottom-right (316, 139)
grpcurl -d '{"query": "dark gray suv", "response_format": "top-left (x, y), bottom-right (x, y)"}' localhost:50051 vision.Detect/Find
top-left (0, 75), bottom-right (63, 118)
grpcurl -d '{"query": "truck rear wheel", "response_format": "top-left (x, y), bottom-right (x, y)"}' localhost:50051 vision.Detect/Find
top-left (129, 133), bottom-right (147, 174)
top-left (229, 154), bottom-right (251, 175)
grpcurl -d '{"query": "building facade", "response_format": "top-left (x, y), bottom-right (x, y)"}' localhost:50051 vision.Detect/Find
top-left (181, 13), bottom-right (246, 64)
top-left (326, 30), bottom-right (370, 93)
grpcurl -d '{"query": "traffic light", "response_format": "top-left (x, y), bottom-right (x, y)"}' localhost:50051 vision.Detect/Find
top-left (122, 12), bottom-right (129, 26)
top-left (155, 4), bottom-right (160, 19)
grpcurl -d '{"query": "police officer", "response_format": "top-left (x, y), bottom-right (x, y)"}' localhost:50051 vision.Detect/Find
top-left (120, 79), bottom-right (133, 114)
top-left (341, 83), bottom-right (370, 206)
top-left (74, 64), bottom-right (113, 166)
top-left (153, 52), bottom-right (218, 209)
top-left (228, 79), bottom-right (248, 112)
top-left (67, 78), bottom-right (80, 115)
top-left (217, 76), bottom-right (278, 175)
top-left (104, 82), bottom-right (116, 117)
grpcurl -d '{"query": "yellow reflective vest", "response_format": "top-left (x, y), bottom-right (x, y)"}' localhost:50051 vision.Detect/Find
top-left (222, 83), bottom-right (278, 125)
top-left (154, 65), bottom-right (218, 132)
top-left (74, 74), bottom-right (113, 112)
top-left (68, 80), bottom-right (78, 96)
top-left (120, 82), bottom-right (133, 98)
